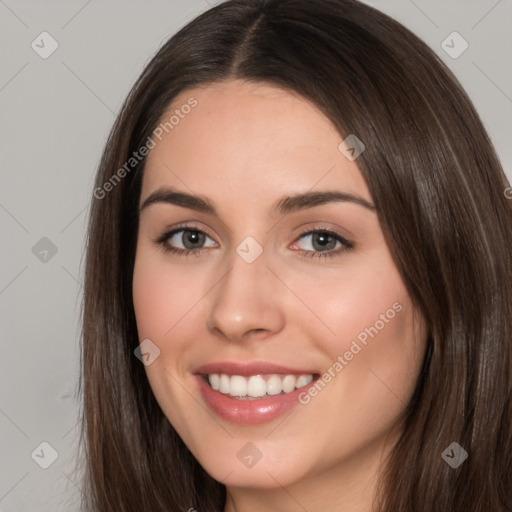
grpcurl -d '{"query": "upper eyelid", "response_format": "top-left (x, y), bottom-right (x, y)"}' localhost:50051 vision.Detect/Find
top-left (163, 223), bottom-right (216, 242)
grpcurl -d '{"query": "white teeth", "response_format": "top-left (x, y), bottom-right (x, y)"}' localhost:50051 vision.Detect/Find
top-left (266, 375), bottom-right (283, 395)
top-left (209, 373), bottom-right (220, 391)
top-left (230, 375), bottom-right (247, 397)
top-left (207, 373), bottom-right (315, 398)
top-left (219, 374), bottom-right (230, 394)
top-left (296, 374), bottom-right (313, 388)
top-left (282, 375), bottom-right (296, 393)
top-left (247, 375), bottom-right (267, 397)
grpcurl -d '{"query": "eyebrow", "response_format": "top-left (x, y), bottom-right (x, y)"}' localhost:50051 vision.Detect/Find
top-left (139, 187), bottom-right (376, 216)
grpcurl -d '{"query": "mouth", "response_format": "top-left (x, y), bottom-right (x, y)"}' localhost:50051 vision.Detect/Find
top-left (193, 361), bottom-right (321, 424)
top-left (200, 372), bottom-right (319, 400)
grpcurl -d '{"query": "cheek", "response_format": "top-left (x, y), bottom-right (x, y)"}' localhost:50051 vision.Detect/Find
top-left (288, 252), bottom-right (425, 411)
top-left (286, 252), bottom-right (410, 353)
top-left (132, 252), bottom-right (208, 341)
top-left (132, 252), bottom-right (207, 441)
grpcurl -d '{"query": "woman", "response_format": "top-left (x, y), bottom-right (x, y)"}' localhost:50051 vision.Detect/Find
top-left (78, 0), bottom-right (512, 510)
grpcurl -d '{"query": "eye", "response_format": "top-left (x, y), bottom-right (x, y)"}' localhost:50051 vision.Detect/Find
top-left (291, 228), bottom-right (353, 259)
top-left (155, 226), bottom-right (216, 256)
top-left (154, 225), bottom-right (353, 260)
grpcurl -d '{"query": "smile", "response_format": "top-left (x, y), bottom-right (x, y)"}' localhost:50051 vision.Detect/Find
top-left (206, 373), bottom-right (315, 399)
top-left (194, 361), bottom-right (320, 424)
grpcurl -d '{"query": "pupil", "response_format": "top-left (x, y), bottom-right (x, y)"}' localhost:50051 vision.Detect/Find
top-left (313, 233), bottom-right (335, 251)
top-left (184, 231), bottom-right (203, 249)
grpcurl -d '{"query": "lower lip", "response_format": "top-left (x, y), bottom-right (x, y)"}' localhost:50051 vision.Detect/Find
top-left (195, 375), bottom-right (314, 425)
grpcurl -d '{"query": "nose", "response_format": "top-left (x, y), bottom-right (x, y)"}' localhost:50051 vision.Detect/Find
top-left (206, 246), bottom-right (285, 344)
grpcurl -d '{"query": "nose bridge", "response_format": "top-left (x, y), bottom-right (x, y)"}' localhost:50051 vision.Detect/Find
top-left (206, 241), bottom-right (284, 341)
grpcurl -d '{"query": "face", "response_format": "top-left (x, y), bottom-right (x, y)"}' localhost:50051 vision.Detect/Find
top-left (132, 79), bottom-right (427, 502)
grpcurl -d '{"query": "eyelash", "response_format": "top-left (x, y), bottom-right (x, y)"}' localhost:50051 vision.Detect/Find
top-left (153, 224), bottom-right (354, 260)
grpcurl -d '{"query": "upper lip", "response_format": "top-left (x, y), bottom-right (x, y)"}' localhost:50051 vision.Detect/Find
top-left (194, 361), bottom-right (318, 376)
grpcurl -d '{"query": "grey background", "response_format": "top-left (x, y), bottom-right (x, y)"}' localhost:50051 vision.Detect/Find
top-left (0, 0), bottom-right (510, 510)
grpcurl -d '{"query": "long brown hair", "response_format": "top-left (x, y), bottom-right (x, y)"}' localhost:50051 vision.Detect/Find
top-left (78, 0), bottom-right (512, 510)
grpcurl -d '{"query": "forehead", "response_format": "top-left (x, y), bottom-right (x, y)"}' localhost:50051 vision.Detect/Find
top-left (141, 79), bottom-right (371, 208)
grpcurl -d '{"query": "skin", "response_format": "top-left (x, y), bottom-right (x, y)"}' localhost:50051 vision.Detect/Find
top-left (132, 79), bottom-right (428, 512)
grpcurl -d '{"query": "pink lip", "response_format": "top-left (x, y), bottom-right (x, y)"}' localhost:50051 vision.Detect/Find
top-left (194, 361), bottom-right (319, 425)
top-left (194, 361), bottom-right (317, 376)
